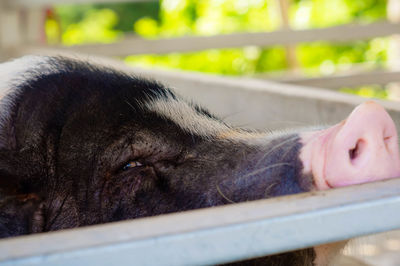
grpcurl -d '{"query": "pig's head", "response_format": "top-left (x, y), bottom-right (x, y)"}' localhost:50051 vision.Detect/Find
top-left (0, 56), bottom-right (400, 265)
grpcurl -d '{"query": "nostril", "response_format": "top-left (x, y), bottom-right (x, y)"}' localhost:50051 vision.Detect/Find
top-left (384, 135), bottom-right (392, 145)
top-left (319, 102), bottom-right (400, 188)
top-left (348, 146), bottom-right (357, 160)
top-left (384, 136), bottom-right (390, 148)
top-left (349, 139), bottom-right (365, 163)
top-left (383, 135), bottom-right (395, 153)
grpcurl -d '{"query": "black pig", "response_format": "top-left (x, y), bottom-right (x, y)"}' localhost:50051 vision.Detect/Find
top-left (0, 56), bottom-right (399, 265)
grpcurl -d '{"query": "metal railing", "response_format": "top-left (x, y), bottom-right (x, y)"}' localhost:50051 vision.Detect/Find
top-left (0, 62), bottom-right (398, 265)
top-left (1, 178), bottom-right (400, 266)
top-left (0, 1), bottom-right (400, 265)
top-left (1, 0), bottom-right (400, 88)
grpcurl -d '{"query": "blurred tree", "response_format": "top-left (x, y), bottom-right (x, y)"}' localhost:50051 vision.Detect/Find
top-left (56, 2), bottom-right (159, 33)
top-left (47, 0), bottom-right (390, 98)
top-left (53, 2), bottom-right (159, 45)
top-left (94, 3), bottom-right (160, 32)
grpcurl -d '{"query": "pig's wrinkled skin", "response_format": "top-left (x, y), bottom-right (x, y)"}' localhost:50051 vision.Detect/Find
top-left (0, 56), bottom-right (399, 266)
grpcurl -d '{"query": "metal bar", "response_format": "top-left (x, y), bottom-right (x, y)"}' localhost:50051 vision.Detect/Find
top-left (4, 0), bottom-right (156, 7)
top-left (277, 0), bottom-right (299, 70)
top-left (1, 178), bottom-right (400, 266)
top-left (13, 21), bottom-right (400, 56)
top-left (123, 62), bottom-right (400, 132)
top-left (271, 69), bottom-right (400, 89)
top-left (21, 57), bottom-right (397, 131)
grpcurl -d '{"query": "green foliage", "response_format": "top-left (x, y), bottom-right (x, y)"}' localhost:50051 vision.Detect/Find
top-left (53, 2), bottom-right (158, 45)
top-left (48, 0), bottom-right (390, 98)
top-left (93, 3), bottom-right (159, 32)
top-left (341, 85), bottom-right (388, 99)
top-left (61, 8), bottom-right (122, 45)
top-left (125, 0), bottom-right (289, 74)
top-left (297, 38), bottom-right (388, 75)
top-left (126, 46), bottom-right (287, 75)
top-left (304, 0), bottom-right (386, 28)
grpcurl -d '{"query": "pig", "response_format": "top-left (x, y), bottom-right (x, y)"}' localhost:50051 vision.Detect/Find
top-left (0, 55), bottom-right (399, 266)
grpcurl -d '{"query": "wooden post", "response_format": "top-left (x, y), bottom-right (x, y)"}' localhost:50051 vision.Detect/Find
top-left (277, 0), bottom-right (298, 71)
top-left (0, 2), bottom-right (22, 61)
top-left (23, 7), bottom-right (46, 45)
top-left (387, 0), bottom-right (400, 100)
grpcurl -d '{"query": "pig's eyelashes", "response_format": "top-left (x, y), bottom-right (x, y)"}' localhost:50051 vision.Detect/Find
top-left (121, 161), bottom-right (143, 171)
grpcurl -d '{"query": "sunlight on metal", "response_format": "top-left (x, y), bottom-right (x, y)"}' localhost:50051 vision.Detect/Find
top-left (17, 21), bottom-right (400, 57)
top-left (5, 0), bottom-right (156, 7)
top-left (1, 178), bottom-right (400, 266)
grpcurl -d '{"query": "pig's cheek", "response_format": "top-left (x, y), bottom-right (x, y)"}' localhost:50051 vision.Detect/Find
top-left (300, 124), bottom-right (343, 191)
top-left (313, 241), bottom-right (348, 266)
top-left (299, 131), bottom-right (330, 190)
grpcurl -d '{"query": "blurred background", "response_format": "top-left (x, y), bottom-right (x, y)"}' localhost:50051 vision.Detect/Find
top-left (1, 0), bottom-right (400, 100)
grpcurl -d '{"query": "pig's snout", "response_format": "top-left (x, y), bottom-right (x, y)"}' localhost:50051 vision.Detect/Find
top-left (301, 101), bottom-right (400, 190)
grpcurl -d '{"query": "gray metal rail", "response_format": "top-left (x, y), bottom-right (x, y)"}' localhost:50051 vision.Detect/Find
top-left (1, 178), bottom-right (400, 266)
top-left (16, 21), bottom-right (400, 57)
top-left (3, 0), bottom-right (156, 7)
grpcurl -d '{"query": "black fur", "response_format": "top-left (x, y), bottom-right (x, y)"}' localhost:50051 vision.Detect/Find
top-left (0, 56), bottom-right (315, 264)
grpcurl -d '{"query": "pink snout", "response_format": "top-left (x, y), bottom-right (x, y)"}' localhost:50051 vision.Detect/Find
top-left (301, 101), bottom-right (400, 190)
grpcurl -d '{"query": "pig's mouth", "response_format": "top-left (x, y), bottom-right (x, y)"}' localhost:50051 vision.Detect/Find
top-left (300, 101), bottom-right (400, 191)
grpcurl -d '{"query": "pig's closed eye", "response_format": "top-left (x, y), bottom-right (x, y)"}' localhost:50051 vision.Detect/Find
top-left (121, 161), bottom-right (143, 171)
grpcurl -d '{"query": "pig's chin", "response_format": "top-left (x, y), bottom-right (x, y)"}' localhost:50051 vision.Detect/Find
top-left (300, 102), bottom-right (400, 190)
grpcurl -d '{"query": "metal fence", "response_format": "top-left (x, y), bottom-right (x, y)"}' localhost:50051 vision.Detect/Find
top-left (1, 178), bottom-right (400, 265)
top-left (1, 0), bottom-right (400, 265)
top-left (1, 0), bottom-right (400, 89)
